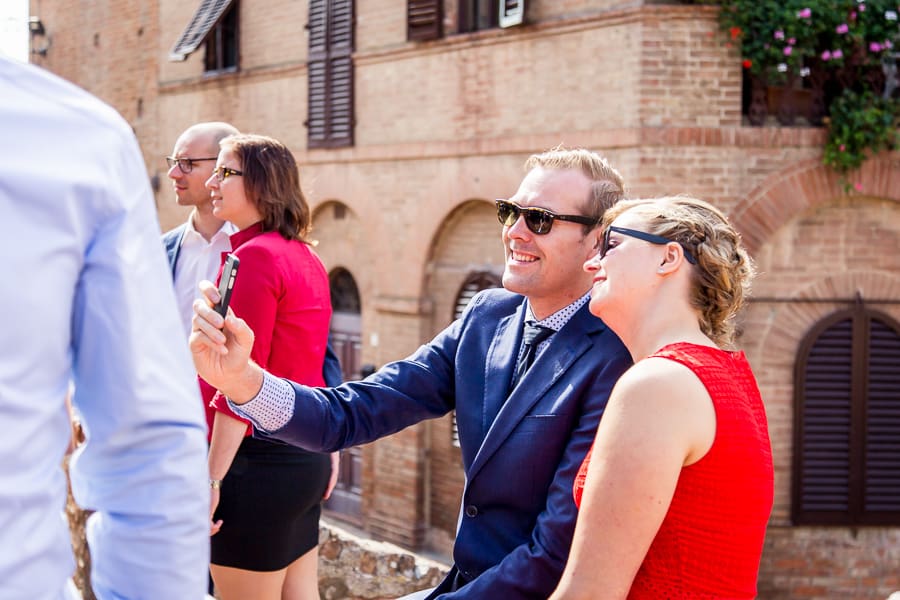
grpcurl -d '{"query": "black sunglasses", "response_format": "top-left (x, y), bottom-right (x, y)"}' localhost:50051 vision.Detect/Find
top-left (165, 156), bottom-right (218, 173)
top-left (601, 225), bottom-right (698, 264)
top-left (495, 199), bottom-right (598, 235)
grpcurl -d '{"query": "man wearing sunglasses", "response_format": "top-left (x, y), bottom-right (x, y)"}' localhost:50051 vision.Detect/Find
top-left (189, 147), bottom-right (633, 599)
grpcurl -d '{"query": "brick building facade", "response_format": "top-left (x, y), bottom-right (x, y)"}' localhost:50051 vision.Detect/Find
top-left (28, 0), bottom-right (899, 597)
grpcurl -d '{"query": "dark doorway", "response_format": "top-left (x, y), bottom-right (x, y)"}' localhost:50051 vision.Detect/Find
top-left (324, 268), bottom-right (363, 523)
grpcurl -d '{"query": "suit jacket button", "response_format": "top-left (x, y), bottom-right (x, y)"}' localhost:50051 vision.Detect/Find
top-left (465, 505), bottom-right (478, 518)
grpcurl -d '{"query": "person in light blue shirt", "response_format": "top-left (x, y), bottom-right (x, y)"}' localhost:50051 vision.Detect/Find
top-left (0, 56), bottom-right (209, 598)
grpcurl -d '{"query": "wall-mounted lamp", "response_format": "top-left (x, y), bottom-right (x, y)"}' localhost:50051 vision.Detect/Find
top-left (28, 17), bottom-right (45, 36)
top-left (29, 17), bottom-right (51, 57)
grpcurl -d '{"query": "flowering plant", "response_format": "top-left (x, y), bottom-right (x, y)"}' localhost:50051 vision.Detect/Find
top-left (711, 0), bottom-right (900, 182)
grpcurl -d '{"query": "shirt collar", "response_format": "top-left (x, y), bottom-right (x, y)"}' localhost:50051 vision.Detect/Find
top-left (183, 215), bottom-right (237, 242)
top-left (525, 291), bottom-right (591, 332)
top-left (229, 221), bottom-right (265, 249)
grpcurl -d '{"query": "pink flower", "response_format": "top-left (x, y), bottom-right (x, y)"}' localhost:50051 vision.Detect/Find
top-left (797, 7), bottom-right (812, 18)
top-left (774, 30), bottom-right (784, 40)
top-left (833, 49), bottom-right (844, 58)
top-left (788, 37), bottom-right (796, 45)
top-left (836, 23), bottom-right (849, 34)
top-left (839, 144), bottom-right (846, 151)
top-left (821, 50), bottom-right (832, 60)
top-left (854, 182), bottom-right (863, 192)
top-left (885, 40), bottom-right (894, 49)
top-left (870, 41), bottom-right (883, 52)
top-left (784, 46), bottom-right (793, 56)
top-left (860, 3), bottom-right (866, 11)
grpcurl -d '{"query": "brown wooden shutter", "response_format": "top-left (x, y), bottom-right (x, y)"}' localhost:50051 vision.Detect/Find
top-left (794, 316), bottom-right (853, 522)
top-left (794, 308), bottom-right (900, 526)
top-left (307, 0), bottom-right (328, 146)
top-left (864, 317), bottom-right (900, 516)
top-left (408, 0), bottom-right (442, 41)
top-left (328, 0), bottom-right (354, 146)
top-left (169, 0), bottom-right (236, 61)
top-left (307, 0), bottom-right (354, 148)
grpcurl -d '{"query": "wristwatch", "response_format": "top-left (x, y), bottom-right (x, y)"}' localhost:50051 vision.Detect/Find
top-left (209, 478), bottom-right (223, 490)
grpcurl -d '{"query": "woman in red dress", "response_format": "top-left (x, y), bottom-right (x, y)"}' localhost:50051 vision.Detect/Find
top-left (202, 134), bottom-right (335, 600)
top-left (550, 196), bottom-right (773, 599)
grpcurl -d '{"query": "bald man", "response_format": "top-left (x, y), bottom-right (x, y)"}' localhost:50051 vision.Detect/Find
top-left (162, 122), bottom-right (241, 335)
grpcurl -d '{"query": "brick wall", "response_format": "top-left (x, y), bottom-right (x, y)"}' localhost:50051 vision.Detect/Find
top-left (33, 0), bottom-right (900, 595)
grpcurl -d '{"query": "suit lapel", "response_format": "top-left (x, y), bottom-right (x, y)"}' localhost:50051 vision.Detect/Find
top-left (468, 302), bottom-right (603, 482)
top-left (480, 303), bottom-right (525, 436)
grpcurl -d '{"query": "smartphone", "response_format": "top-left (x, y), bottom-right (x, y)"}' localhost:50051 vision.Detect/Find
top-left (214, 254), bottom-right (240, 318)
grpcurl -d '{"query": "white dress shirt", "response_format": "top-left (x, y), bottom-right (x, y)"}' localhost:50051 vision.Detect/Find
top-left (0, 56), bottom-right (209, 599)
top-left (173, 218), bottom-right (236, 335)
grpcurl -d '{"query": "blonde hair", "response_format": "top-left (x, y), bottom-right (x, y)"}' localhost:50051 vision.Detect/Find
top-left (525, 147), bottom-right (625, 229)
top-left (603, 196), bottom-right (756, 347)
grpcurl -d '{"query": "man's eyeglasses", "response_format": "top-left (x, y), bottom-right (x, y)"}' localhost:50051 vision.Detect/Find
top-left (165, 156), bottom-right (218, 173)
top-left (212, 166), bottom-right (244, 182)
top-left (600, 225), bottom-right (698, 264)
top-left (495, 199), bottom-right (598, 235)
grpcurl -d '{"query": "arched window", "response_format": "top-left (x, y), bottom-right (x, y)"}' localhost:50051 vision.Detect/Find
top-left (450, 271), bottom-right (502, 446)
top-left (452, 271), bottom-right (502, 320)
top-left (793, 306), bottom-right (900, 526)
top-left (330, 267), bottom-right (361, 313)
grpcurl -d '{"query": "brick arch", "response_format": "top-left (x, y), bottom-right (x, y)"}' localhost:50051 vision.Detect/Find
top-left (731, 154), bottom-right (900, 253)
top-left (423, 198), bottom-right (503, 335)
top-left (756, 272), bottom-right (900, 369)
top-left (746, 270), bottom-right (900, 526)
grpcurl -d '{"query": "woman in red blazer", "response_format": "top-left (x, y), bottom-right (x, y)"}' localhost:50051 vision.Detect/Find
top-left (202, 134), bottom-right (334, 600)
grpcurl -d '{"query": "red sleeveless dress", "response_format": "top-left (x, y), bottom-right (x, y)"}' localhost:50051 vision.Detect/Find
top-left (574, 343), bottom-right (773, 599)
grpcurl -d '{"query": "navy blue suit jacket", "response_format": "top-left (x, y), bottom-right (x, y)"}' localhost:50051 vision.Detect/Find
top-left (261, 287), bottom-right (631, 598)
top-left (162, 223), bottom-right (344, 387)
top-left (162, 223), bottom-right (187, 278)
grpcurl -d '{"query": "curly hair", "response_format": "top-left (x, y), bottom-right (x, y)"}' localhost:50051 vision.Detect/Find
top-left (602, 196), bottom-right (756, 348)
top-left (525, 146), bottom-right (625, 231)
top-left (219, 134), bottom-right (311, 242)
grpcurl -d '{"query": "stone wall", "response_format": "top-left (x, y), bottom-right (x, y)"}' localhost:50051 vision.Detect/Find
top-left (318, 520), bottom-right (449, 600)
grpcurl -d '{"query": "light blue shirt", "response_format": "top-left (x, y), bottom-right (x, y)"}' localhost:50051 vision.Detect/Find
top-left (0, 57), bottom-right (209, 599)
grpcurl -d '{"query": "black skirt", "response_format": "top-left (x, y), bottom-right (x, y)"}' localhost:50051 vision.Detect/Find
top-left (210, 436), bottom-right (332, 571)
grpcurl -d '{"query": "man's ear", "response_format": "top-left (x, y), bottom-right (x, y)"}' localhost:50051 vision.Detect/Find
top-left (588, 226), bottom-right (603, 253)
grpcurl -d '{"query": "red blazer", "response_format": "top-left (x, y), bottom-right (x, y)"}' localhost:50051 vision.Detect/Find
top-left (202, 223), bottom-right (331, 437)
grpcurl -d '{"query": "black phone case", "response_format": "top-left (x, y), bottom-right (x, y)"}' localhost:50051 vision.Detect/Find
top-left (214, 255), bottom-right (240, 317)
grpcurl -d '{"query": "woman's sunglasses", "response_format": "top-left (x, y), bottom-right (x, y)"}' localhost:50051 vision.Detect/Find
top-left (495, 199), bottom-right (598, 235)
top-left (600, 225), bottom-right (698, 264)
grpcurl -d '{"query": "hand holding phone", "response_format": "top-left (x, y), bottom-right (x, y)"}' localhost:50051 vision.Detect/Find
top-left (214, 254), bottom-right (240, 319)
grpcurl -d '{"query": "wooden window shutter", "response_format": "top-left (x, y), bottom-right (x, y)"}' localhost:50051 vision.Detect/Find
top-left (307, 0), bottom-right (329, 146)
top-left (793, 307), bottom-right (900, 526)
top-left (499, 0), bottom-right (525, 28)
top-left (307, 0), bottom-right (355, 148)
top-left (864, 317), bottom-right (900, 517)
top-left (328, 0), bottom-right (354, 146)
top-left (794, 315), bottom-right (854, 523)
top-left (169, 0), bottom-right (236, 61)
top-left (408, 0), bottom-right (442, 41)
